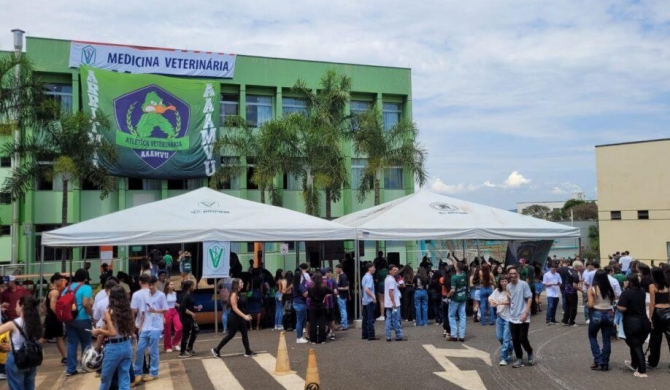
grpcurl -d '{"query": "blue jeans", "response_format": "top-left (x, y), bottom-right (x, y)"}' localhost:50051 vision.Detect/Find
top-left (614, 309), bottom-right (625, 339)
top-left (275, 296), bottom-right (284, 328)
top-left (362, 303), bottom-right (376, 340)
top-left (449, 301), bottom-right (467, 338)
top-left (6, 349), bottom-right (37, 390)
top-left (337, 296), bottom-right (348, 329)
top-left (100, 339), bottom-right (132, 390)
top-left (134, 330), bottom-right (161, 377)
top-left (496, 316), bottom-right (513, 362)
top-left (385, 308), bottom-right (403, 340)
top-left (222, 307), bottom-right (231, 333)
top-left (479, 287), bottom-right (494, 325)
top-left (414, 289), bottom-right (428, 326)
top-left (588, 311), bottom-right (613, 366)
top-left (294, 302), bottom-right (307, 339)
top-left (546, 297), bottom-right (559, 323)
top-left (561, 291), bottom-right (567, 314)
top-left (583, 293), bottom-right (590, 321)
top-left (65, 319), bottom-right (92, 374)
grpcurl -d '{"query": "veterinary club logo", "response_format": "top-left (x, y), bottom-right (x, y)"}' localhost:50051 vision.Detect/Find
top-left (429, 202), bottom-right (466, 214)
top-left (81, 45), bottom-right (96, 65)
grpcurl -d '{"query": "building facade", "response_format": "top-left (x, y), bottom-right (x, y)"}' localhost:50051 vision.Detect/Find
top-left (596, 138), bottom-right (670, 265)
top-left (0, 36), bottom-right (417, 274)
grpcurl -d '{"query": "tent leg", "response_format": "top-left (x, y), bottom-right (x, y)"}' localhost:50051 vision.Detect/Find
top-left (476, 239), bottom-right (480, 259)
top-left (39, 245), bottom-right (45, 303)
top-left (295, 241), bottom-right (299, 270)
top-left (214, 277), bottom-right (218, 334)
top-left (462, 240), bottom-right (466, 261)
top-left (355, 239), bottom-right (360, 320)
top-left (578, 238), bottom-right (582, 258)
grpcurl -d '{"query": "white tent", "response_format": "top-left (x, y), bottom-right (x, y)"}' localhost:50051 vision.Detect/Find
top-left (334, 190), bottom-right (580, 240)
top-left (42, 187), bottom-right (356, 246)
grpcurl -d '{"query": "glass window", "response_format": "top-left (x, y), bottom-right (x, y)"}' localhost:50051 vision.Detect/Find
top-left (220, 94), bottom-right (239, 125)
top-left (246, 157), bottom-right (258, 190)
top-left (246, 95), bottom-right (272, 128)
top-left (352, 158), bottom-right (372, 190)
top-left (638, 210), bottom-right (649, 220)
top-left (382, 102), bottom-right (402, 131)
top-left (350, 101), bottom-right (371, 131)
top-left (210, 157), bottom-right (241, 190)
top-left (0, 225), bottom-right (9, 235)
top-left (44, 84), bottom-right (73, 112)
top-left (286, 173), bottom-right (303, 190)
top-left (384, 167), bottom-right (403, 189)
top-left (610, 211), bottom-right (621, 220)
top-left (0, 156), bottom-right (11, 168)
top-left (0, 193), bottom-right (10, 204)
top-left (282, 97), bottom-right (308, 117)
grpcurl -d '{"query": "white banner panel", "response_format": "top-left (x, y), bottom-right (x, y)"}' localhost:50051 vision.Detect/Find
top-left (70, 41), bottom-right (236, 78)
top-left (202, 241), bottom-right (231, 278)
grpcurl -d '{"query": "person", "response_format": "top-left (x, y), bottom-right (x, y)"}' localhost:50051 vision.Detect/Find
top-left (274, 269), bottom-right (286, 331)
top-left (542, 262), bottom-right (562, 325)
top-left (439, 265), bottom-right (452, 337)
top-left (534, 265), bottom-right (545, 312)
top-left (0, 276), bottom-right (29, 321)
top-left (519, 259), bottom-right (536, 315)
top-left (134, 276), bottom-right (167, 382)
top-left (217, 279), bottom-right (231, 334)
top-left (447, 262), bottom-right (468, 342)
top-left (163, 251), bottom-right (173, 277)
top-left (617, 274), bottom-right (651, 378)
top-left (646, 267), bottom-right (670, 369)
top-left (557, 259), bottom-right (570, 314)
top-left (92, 279), bottom-right (118, 354)
top-left (116, 272), bottom-right (132, 299)
top-left (587, 269), bottom-right (615, 371)
top-left (211, 278), bottom-right (255, 357)
top-left (40, 273), bottom-right (66, 365)
top-left (413, 267), bottom-right (429, 326)
top-left (156, 272), bottom-right (167, 294)
top-left (178, 280), bottom-right (201, 357)
top-left (361, 263), bottom-right (379, 341)
top-left (93, 286), bottom-right (135, 390)
top-left (307, 272), bottom-right (333, 344)
top-left (293, 263), bottom-right (310, 344)
top-left (561, 261), bottom-right (581, 326)
top-left (507, 267), bottom-right (534, 368)
top-left (163, 281), bottom-right (182, 353)
top-left (177, 251), bottom-right (193, 282)
top-left (469, 266), bottom-right (482, 322)
top-left (0, 296), bottom-right (42, 390)
top-left (619, 251), bottom-right (633, 273)
top-left (229, 252), bottom-right (243, 279)
top-left (490, 275), bottom-right (513, 365)
top-left (374, 252), bottom-right (388, 320)
top-left (384, 265), bottom-right (404, 342)
top-left (63, 269), bottom-right (93, 376)
top-left (83, 262), bottom-right (92, 285)
top-left (247, 269), bottom-right (264, 331)
top-left (335, 264), bottom-right (350, 330)
top-left (402, 265), bottom-right (415, 323)
top-left (478, 263), bottom-right (495, 326)
top-left (321, 268), bottom-right (338, 340)
top-left (140, 261), bottom-right (152, 277)
top-left (99, 263), bottom-right (113, 286)
top-left (282, 271), bottom-right (295, 332)
top-left (582, 261), bottom-right (597, 323)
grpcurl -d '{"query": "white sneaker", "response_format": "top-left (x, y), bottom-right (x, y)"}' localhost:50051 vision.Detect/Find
top-left (297, 337), bottom-right (309, 344)
top-left (165, 349), bottom-right (173, 353)
top-left (377, 316), bottom-right (385, 321)
top-left (499, 359), bottom-right (508, 366)
top-left (585, 319), bottom-right (590, 324)
top-left (0, 373), bottom-right (6, 380)
top-left (174, 345), bottom-right (181, 351)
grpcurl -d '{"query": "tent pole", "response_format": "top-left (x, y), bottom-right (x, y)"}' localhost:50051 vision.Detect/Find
top-left (39, 245), bottom-right (45, 302)
top-left (214, 277), bottom-right (218, 334)
top-left (295, 241), bottom-right (299, 270)
top-left (476, 239), bottom-right (480, 259)
top-left (354, 238), bottom-right (360, 320)
top-left (462, 240), bottom-right (465, 261)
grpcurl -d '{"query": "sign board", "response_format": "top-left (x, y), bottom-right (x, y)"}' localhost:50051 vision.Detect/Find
top-left (280, 243), bottom-right (289, 255)
top-left (202, 241), bottom-right (231, 278)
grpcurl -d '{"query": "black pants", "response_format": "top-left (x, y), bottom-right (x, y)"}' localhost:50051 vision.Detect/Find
top-left (647, 310), bottom-right (670, 368)
top-left (402, 288), bottom-right (415, 321)
top-left (624, 315), bottom-right (650, 373)
top-left (215, 316), bottom-right (251, 355)
top-left (510, 322), bottom-right (533, 359)
top-left (283, 301), bottom-right (295, 331)
top-left (442, 300), bottom-right (451, 333)
top-left (309, 307), bottom-right (328, 343)
top-left (562, 292), bottom-right (578, 325)
top-left (180, 316), bottom-right (198, 352)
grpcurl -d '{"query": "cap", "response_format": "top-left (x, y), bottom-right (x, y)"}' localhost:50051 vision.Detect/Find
top-left (321, 267), bottom-right (331, 274)
top-left (4, 275), bottom-right (16, 283)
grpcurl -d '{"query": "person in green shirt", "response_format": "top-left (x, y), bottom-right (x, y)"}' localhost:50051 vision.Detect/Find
top-left (163, 250), bottom-right (173, 276)
top-left (519, 259), bottom-right (537, 314)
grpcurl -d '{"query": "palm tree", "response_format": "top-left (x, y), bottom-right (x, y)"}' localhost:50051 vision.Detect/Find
top-left (352, 107), bottom-right (428, 205)
top-left (1, 106), bottom-right (118, 272)
top-left (0, 55), bottom-right (44, 136)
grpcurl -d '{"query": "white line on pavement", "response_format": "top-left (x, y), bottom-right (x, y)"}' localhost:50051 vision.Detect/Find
top-left (202, 358), bottom-right (245, 390)
top-left (252, 353), bottom-right (305, 390)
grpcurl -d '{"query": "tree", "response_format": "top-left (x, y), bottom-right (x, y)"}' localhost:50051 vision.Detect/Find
top-left (571, 202), bottom-right (598, 220)
top-left (351, 108), bottom-right (428, 206)
top-left (0, 55), bottom-right (45, 136)
top-left (548, 209), bottom-right (565, 221)
top-left (562, 199), bottom-right (585, 215)
top-left (1, 106), bottom-right (118, 271)
top-left (521, 205), bottom-right (551, 219)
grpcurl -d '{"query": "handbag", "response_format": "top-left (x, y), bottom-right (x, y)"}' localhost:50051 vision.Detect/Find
top-left (10, 321), bottom-right (43, 370)
top-left (283, 299), bottom-right (293, 315)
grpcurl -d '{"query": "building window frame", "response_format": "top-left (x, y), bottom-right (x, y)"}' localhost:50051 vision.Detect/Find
top-left (382, 102), bottom-right (402, 131)
top-left (246, 95), bottom-right (273, 128)
top-left (351, 158), bottom-right (372, 190)
top-left (384, 166), bottom-right (403, 190)
top-left (282, 97), bottom-right (308, 117)
top-left (220, 93), bottom-right (239, 125)
top-left (0, 156), bottom-right (11, 168)
top-left (350, 100), bottom-right (372, 131)
top-left (44, 83), bottom-right (73, 112)
top-left (610, 211), bottom-right (621, 220)
top-left (637, 210), bottom-right (649, 220)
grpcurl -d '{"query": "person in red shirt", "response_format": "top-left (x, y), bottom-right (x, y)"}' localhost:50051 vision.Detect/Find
top-left (0, 276), bottom-right (29, 321)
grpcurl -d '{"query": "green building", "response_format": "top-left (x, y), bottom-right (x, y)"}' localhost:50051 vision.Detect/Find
top-left (0, 36), bottom-right (418, 276)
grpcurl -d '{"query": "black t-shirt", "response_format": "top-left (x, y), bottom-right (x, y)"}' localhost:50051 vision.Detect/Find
top-left (618, 289), bottom-right (646, 317)
top-left (179, 292), bottom-right (195, 317)
top-left (337, 273), bottom-right (350, 300)
top-left (557, 266), bottom-right (570, 291)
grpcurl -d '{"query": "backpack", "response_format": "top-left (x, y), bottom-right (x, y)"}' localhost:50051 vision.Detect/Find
top-left (11, 321), bottom-right (43, 370)
top-left (55, 283), bottom-right (84, 323)
top-left (451, 273), bottom-right (467, 303)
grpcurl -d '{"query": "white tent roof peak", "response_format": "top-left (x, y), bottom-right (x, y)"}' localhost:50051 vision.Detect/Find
top-left (42, 187), bottom-right (356, 246)
top-left (334, 191), bottom-right (580, 240)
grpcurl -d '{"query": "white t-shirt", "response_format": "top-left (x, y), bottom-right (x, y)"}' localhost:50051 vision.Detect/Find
top-left (489, 289), bottom-right (510, 321)
top-left (619, 256), bottom-right (633, 272)
top-left (582, 269), bottom-right (596, 292)
top-left (142, 291), bottom-right (168, 332)
top-left (543, 271), bottom-right (562, 298)
top-left (93, 294), bottom-right (109, 328)
top-left (94, 289), bottom-right (107, 306)
top-left (130, 288), bottom-right (150, 328)
top-left (166, 292), bottom-right (178, 309)
top-left (384, 275), bottom-right (401, 308)
top-left (11, 317), bottom-right (26, 350)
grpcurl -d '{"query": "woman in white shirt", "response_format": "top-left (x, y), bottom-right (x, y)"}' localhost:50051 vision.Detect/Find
top-left (489, 276), bottom-right (513, 366)
top-left (0, 296), bottom-right (43, 390)
top-left (163, 281), bottom-right (182, 352)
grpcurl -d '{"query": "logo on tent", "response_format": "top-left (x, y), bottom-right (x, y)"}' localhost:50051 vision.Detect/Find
top-left (430, 202), bottom-right (466, 215)
top-left (191, 199), bottom-right (229, 214)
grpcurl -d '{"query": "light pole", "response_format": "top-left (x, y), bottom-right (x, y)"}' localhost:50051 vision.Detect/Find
top-left (10, 28), bottom-right (24, 266)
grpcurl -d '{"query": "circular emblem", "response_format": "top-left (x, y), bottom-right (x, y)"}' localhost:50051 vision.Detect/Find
top-left (429, 202), bottom-right (459, 212)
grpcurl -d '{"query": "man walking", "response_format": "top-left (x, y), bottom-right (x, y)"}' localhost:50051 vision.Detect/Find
top-left (507, 267), bottom-right (534, 368)
top-left (63, 269), bottom-right (93, 376)
top-left (542, 263), bottom-right (561, 325)
top-left (335, 264), bottom-right (350, 330)
top-left (384, 265), bottom-right (404, 341)
top-left (561, 261), bottom-right (581, 326)
top-left (361, 263), bottom-right (379, 341)
top-left (447, 262), bottom-right (468, 342)
top-left (134, 276), bottom-right (168, 382)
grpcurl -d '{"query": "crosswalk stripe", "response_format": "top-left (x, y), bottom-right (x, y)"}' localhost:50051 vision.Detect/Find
top-left (252, 353), bottom-right (305, 390)
top-left (145, 362), bottom-right (174, 390)
top-left (168, 360), bottom-right (193, 390)
top-left (202, 358), bottom-right (244, 390)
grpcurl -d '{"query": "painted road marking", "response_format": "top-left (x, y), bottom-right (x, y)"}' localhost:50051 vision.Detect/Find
top-left (253, 353), bottom-right (305, 390)
top-left (202, 358), bottom-right (245, 390)
top-left (423, 344), bottom-right (490, 390)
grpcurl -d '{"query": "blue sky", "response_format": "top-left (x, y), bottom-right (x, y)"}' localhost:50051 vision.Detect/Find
top-left (2, 0), bottom-right (669, 209)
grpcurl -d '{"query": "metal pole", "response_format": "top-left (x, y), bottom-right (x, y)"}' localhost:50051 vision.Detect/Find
top-left (295, 241), bottom-right (299, 270)
top-left (354, 239), bottom-right (360, 320)
top-left (38, 245), bottom-right (45, 301)
top-left (476, 239), bottom-right (480, 259)
top-left (214, 277), bottom-right (218, 334)
top-left (462, 240), bottom-right (466, 261)
top-left (10, 29), bottom-right (25, 265)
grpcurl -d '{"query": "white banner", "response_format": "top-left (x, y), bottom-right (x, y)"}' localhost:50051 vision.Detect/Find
top-left (70, 41), bottom-right (236, 78)
top-left (203, 241), bottom-right (231, 278)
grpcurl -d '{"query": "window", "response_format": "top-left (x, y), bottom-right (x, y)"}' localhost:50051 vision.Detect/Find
top-left (246, 157), bottom-right (258, 190)
top-left (246, 95), bottom-right (272, 128)
top-left (246, 242), bottom-right (255, 253)
top-left (282, 97), bottom-right (308, 117)
top-left (128, 178), bottom-right (162, 190)
top-left (0, 156), bottom-right (11, 168)
top-left (44, 84), bottom-right (73, 112)
top-left (350, 101), bottom-right (371, 131)
top-left (382, 102), bottom-right (402, 131)
top-left (209, 157), bottom-right (241, 189)
top-left (36, 176), bottom-right (54, 191)
top-left (167, 179), bottom-right (202, 190)
top-left (610, 211), bottom-right (621, 220)
top-left (352, 158), bottom-right (372, 190)
top-left (384, 167), bottom-right (403, 189)
top-left (0, 193), bottom-right (10, 204)
top-left (0, 226), bottom-right (9, 235)
top-left (285, 173), bottom-right (303, 190)
top-left (638, 210), bottom-right (649, 220)
top-left (220, 94), bottom-right (239, 125)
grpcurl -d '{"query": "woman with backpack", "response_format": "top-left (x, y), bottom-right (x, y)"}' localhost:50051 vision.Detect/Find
top-left (0, 296), bottom-right (43, 390)
top-left (587, 269), bottom-right (616, 371)
top-left (40, 273), bottom-right (66, 364)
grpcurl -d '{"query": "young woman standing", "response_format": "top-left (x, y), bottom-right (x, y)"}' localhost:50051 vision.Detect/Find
top-left (92, 286), bottom-right (135, 390)
top-left (274, 270), bottom-right (286, 331)
top-left (413, 267), bottom-right (429, 326)
top-left (489, 276), bottom-right (513, 365)
top-left (163, 281), bottom-right (182, 352)
top-left (211, 279), bottom-right (255, 357)
top-left (282, 271), bottom-right (295, 331)
top-left (587, 269), bottom-right (615, 371)
top-left (402, 266), bottom-right (415, 322)
top-left (478, 264), bottom-right (496, 325)
top-left (470, 266), bottom-right (482, 322)
top-left (178, 280), bottom-right (201, 357)
top-left (646, 267), bottom-right (670, 368)
top-left (40, 273), bottom-right (66, 364)
top-left (617, 274), bottom-right (651, 378)
top-left (0, 296), bottom-right (42, 390)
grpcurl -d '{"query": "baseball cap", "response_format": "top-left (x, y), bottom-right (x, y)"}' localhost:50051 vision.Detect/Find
top-left (4, 275), bottom-right (16, 283)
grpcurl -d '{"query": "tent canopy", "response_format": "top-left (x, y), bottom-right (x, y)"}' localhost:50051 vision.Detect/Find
top-left (334, 191), bottom-right (580, 241)
top-left (42, 187), bottom-right (356, 247)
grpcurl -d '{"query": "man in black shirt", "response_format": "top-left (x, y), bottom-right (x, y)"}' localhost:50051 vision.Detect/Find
top-left (335, 264), bottom-right (350, 330)
top-left (556, 259), bottom-right (570, 315)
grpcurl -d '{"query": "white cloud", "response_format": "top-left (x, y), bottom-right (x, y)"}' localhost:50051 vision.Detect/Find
top-left (503, 171), bottom-right (531, 188)
top-left (430, 179), bottom-right (480, 195)
top-left (551, 187), bottom-right (567, 194)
